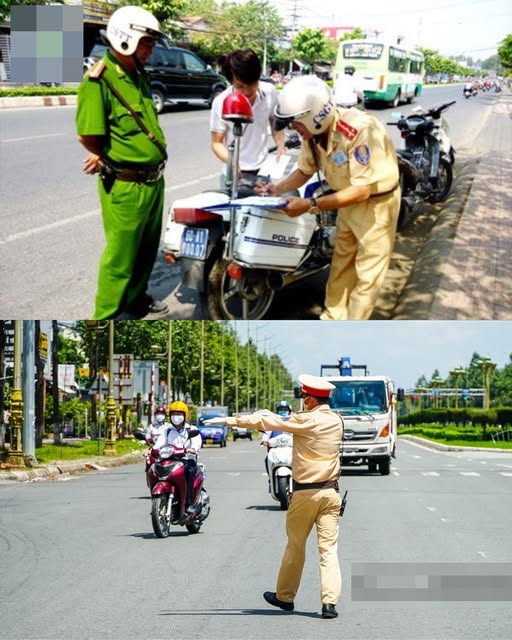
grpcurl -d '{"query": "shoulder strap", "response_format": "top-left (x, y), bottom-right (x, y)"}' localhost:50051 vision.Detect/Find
top-left (100, 74), bottom-right (168, 162)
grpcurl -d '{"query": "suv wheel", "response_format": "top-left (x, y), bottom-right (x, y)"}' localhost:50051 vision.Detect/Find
top-left (152, 89), bottom-right (165, 114)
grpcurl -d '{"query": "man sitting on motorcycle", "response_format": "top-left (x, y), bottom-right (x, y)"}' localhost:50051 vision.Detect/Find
top-left (261, 401), bottom-right (292, 478)
top-left (145, 405), bottom-right (168, 443)
top-left (153, 401), bottom-right (201, 522)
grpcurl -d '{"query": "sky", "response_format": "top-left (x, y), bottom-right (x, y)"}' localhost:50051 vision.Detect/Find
top-left (234, 320), bottom-right (512, 391)
top-left (270, 0), bottom-right (511, 59)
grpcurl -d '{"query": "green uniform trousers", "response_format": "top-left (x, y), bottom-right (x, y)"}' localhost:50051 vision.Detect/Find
top-left (94, 176), bottom-right (164, 319)
top-left (322, 188), bottom-right (400, 320)
top-left (276, 487), bottom-right (342, 605)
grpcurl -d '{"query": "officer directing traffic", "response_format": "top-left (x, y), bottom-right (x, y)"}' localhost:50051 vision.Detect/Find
top-left (256, 75), bottom-right (400, 320)
top-left (76, 6), bottom-right (168, 320)
top-left (204, 373), bottom-right (344, 619)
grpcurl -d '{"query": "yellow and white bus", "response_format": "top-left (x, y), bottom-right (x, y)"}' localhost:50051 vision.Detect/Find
top-left (334, 40), bottom-right (424, 107)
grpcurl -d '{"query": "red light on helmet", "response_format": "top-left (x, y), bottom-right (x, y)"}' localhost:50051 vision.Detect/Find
top-left (222, 91), bottom-right (254, 123)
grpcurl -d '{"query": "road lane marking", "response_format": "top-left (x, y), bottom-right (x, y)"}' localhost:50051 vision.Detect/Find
top-left (421, 471), bottom-right (440, 476)
top-left (427, 506), bottom-right (437, 511)
top-left (500, 472), bottom-right (512, 476)
top-left (477, 551), bottom-right (488, 559)
top-left (392, 471), bottom-right (400, 476)
top-left (3, 132), bottom-right (65, 143)
top-left (460, 471), bottom-right (480, 476)
top-left (440, 518), bottom-right (451, 523)
top-left (0, 173), bottom-right (219, 246)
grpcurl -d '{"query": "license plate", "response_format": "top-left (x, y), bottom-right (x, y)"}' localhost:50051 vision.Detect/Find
top-left (180, 227), bottom-right (209, 259)
top-left (206, 438), bottom-right (214, 444)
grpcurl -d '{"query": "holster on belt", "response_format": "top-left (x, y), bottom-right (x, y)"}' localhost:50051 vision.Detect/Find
top-left (100, 161), bottom-right (116, 194)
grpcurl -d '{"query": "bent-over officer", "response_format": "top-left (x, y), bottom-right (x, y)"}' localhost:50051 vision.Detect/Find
top-left (76, 6), bottom-right (168, 319)
top-left (204, 374), bottom-right (344, 619)
top-left (256, 75), bottom-right (400, 320)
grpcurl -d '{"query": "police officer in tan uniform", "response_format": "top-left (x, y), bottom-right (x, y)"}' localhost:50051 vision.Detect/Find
top-left (257, 75), bottom-right (400, 320)
top-left (204, 374), bottom-right (344, 619)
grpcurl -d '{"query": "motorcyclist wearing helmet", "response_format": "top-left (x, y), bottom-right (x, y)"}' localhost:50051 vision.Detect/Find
top-left (255, 74), bottom-right (400, 321)
top-left (146, 405), bottom-right (168, 442)
top-left (76, 6), bottom-right (168, 320)
top-left (333, 65), bottom-right (365, 109)
top-left (153, 401), bottom-right (201, 522)
top-left (261, 401), bottom-right (293, 476)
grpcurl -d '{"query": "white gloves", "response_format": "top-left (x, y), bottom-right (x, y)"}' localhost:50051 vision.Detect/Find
top-left (202, 417), bottom-right (227, 426)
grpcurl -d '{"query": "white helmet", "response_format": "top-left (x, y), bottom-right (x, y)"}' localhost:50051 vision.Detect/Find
top-left (106, 6), bottom-right (164, 56)
top-left (275, 75), bottom-right (335, 134)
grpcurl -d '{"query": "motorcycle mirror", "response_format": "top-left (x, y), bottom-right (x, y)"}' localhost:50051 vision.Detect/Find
top-left (134, 430), bottom-right (146, 441)
top-left (293, 385), bottom-right (302, 399)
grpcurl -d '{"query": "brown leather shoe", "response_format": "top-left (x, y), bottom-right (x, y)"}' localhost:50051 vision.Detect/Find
top-left (263, 591), bottom-right (294, 611)
top-left (321, 603), bottom-right (338, 618)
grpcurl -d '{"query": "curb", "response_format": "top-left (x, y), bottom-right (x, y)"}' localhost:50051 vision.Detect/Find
top-left (0, 451), bottom-right (143, 482)
top-left (0, 95), bottom-right (77, 109)
top-left (399, 435), bottom-right (512, 453)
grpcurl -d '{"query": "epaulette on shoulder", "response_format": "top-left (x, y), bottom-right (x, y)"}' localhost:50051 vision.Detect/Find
top-left (336, 119), bottom-right (359, 141)
top-left (87, 60), bottom-right (106, 80)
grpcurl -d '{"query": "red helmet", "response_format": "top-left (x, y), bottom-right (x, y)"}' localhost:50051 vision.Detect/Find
top-left (155, 406), bottom-right (166, 414)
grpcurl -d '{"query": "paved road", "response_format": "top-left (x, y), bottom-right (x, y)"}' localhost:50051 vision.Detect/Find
top-left (1, 438), bottom-right (511, 640)
top-left (0, 85), bottom-right (496, 319)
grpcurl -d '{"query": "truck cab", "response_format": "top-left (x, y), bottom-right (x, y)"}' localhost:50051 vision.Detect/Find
top-left (324, 375), bottom-right (403, 475)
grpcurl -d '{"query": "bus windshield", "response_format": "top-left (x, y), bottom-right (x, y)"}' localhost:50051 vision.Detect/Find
top-left (342, 42), bottom-right (384, 60)
top-left (329, 380), bottom-right (388, 415)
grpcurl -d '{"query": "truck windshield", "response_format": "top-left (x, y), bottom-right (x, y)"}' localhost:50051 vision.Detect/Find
top-left (328, 381), bottom-right (387, 415)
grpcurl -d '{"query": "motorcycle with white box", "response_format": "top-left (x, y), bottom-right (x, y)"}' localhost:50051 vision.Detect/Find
top-left (163, 91), bottom-right (336, 320)
top-left (267, 432), bottom-right (293, 511)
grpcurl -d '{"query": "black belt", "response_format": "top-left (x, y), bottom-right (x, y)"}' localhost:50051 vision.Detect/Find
top-left (104, 159), bottom-right (166, 184)
top-left (293, 479), bottom-right (339, 492)
top-left (370, 183), bottom-right (399, 199)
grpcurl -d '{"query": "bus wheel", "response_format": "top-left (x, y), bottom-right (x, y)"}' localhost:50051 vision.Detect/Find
top-left (391, 91), bottom-right (401, 108)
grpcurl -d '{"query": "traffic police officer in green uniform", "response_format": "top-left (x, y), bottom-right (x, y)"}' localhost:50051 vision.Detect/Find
top-left (76, 6), bottom-right (168, 319)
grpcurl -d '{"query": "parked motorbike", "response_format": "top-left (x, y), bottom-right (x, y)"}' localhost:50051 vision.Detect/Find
top-left (164, 93), bottom-right (337, 320)
top-left (267, 432), bottom-right (293, 510)
top-left (388, 101), bottom-right (456, 229)
top-left (135, 431), bottom-right (210, 537)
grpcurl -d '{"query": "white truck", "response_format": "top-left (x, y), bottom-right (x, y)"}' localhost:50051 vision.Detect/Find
top-left (299, 361), bottom-right (404, 475)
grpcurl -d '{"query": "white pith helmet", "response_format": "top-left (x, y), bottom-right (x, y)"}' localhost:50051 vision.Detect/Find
top-left (274, 75), bottom-right (335, 134)
top-left (106, 6), bottom-right (164, 56)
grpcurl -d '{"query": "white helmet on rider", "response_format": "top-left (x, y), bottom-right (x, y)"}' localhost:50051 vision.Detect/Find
top-left (274, 75), bottom-right (335, 134)
top-left (106, 6), bottom-right (164, 56)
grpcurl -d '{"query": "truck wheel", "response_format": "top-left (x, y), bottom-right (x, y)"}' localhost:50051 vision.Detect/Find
top-left (379, 459), bottom-right (391, 475)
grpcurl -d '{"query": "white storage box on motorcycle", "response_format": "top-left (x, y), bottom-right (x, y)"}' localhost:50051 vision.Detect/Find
top-left (233, 206), bottom-right (316, 269)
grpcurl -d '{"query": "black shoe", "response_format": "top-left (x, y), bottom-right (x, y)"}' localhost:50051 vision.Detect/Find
top-left (321, 604), bottom-right (338, 619)
top-left (263, 591), bottom-right (294, 612)
top-left (176, 512), bottom-right (188, 524)
top-left (126, 295), bottom-right (168, 317)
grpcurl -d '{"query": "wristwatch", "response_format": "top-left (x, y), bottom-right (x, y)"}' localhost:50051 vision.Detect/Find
top-left (308, 197), bottom-right (321, 214)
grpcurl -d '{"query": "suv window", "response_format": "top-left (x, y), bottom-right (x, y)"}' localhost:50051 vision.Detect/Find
top-left (182, 51), bottom-right (206, 72)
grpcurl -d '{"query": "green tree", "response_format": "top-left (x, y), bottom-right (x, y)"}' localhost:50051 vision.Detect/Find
top-left (292, 28), bottom-right (330, 65)
top-left (498, 34), bottom-right (512, 71)
top-left (184, 0), bottom-right (284, 62)
top-left (341, 28), bottom-right (366, 42)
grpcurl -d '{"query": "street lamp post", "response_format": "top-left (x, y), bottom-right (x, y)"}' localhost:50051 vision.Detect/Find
top-left (449, 366), bottom-right (466, 409)
top-left (477, 358), bottom-right (496, 409)
top-left (103, 320), bottom-right (117, 456)
top-left (6, 321), bottom-right (24, 467)
top-left (151, 321), bottom-right (173, 405)
top-left (432, 375), bottom-right (444, 409)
